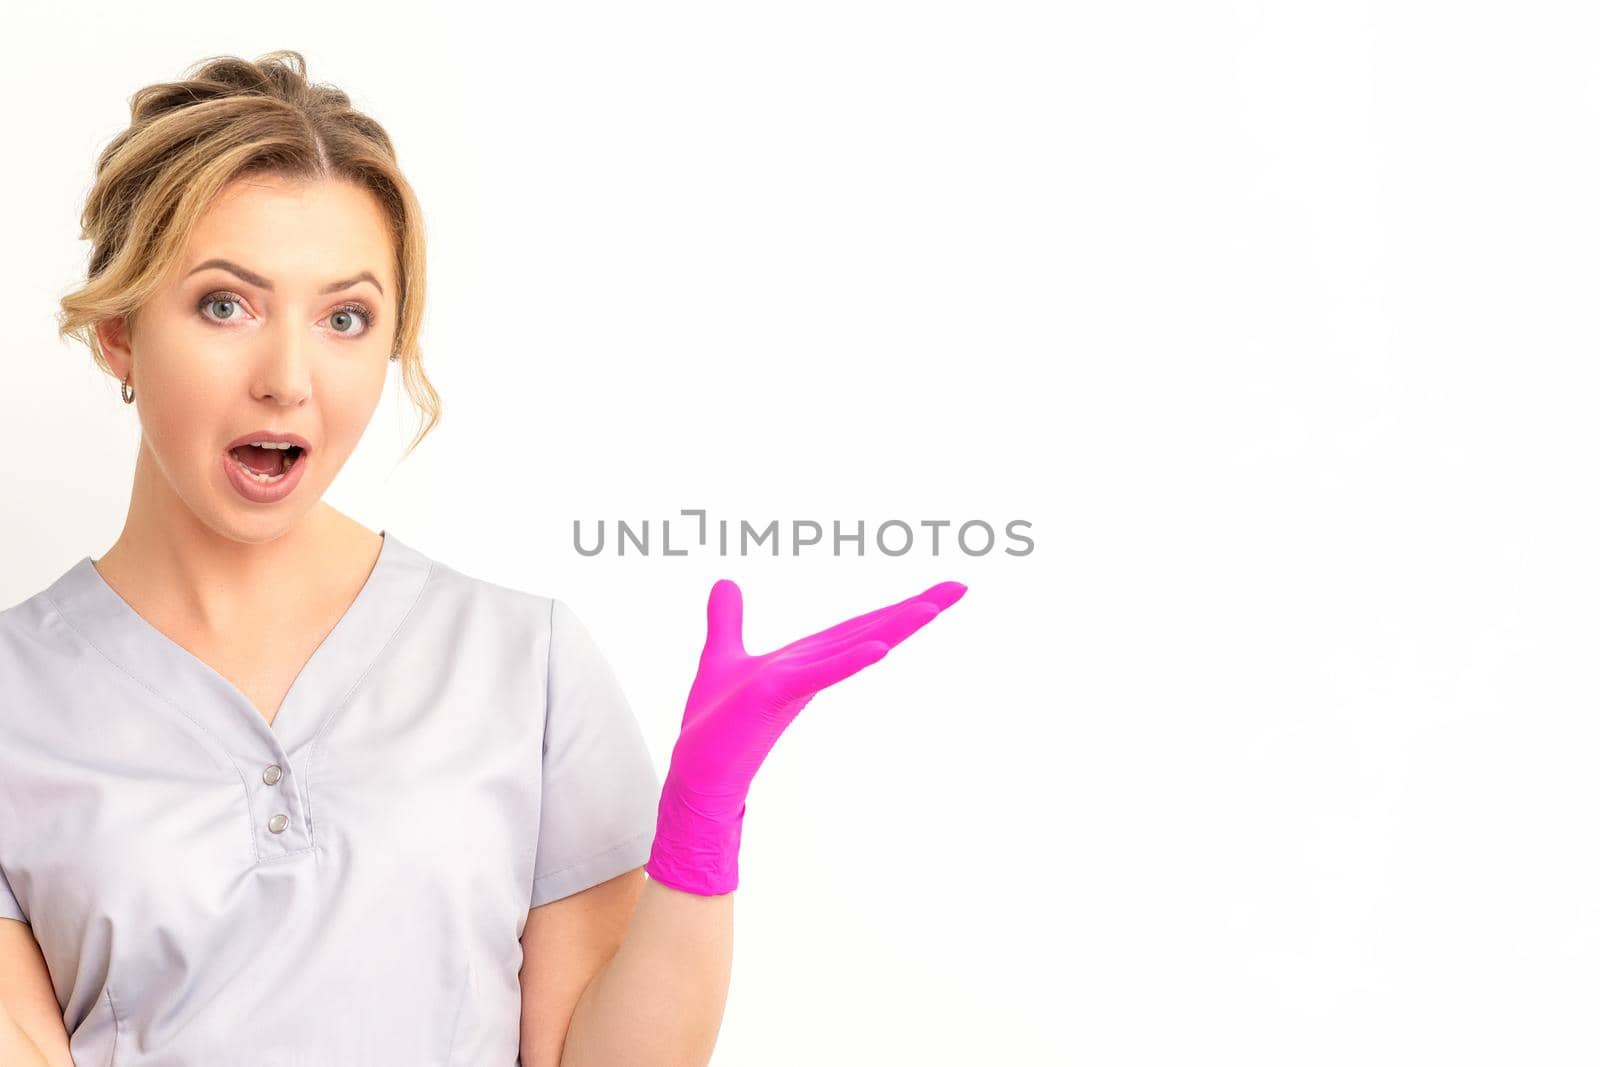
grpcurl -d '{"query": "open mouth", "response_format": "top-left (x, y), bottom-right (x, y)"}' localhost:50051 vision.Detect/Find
top-left (227, 443), bottom-right (306, 483)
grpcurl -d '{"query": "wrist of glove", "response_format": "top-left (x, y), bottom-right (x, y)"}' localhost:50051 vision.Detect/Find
top-left (644, 775), bottom-right (747, 896)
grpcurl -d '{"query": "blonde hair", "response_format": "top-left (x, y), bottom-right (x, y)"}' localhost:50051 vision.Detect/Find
top-left (56, 49), bottom-right (441, 457)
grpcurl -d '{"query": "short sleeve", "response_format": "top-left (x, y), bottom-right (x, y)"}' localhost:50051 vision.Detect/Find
top-left (0, 863), bottom-right (25, 925)
top-left (530, 597), bottom-right (662, 908)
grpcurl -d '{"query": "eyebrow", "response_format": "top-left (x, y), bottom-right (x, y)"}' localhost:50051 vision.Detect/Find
top-left (185, 258), bottom-right (385, 297)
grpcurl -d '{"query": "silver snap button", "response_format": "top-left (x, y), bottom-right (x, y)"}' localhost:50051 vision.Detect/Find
top-left (263, 765), bottom-right (283, 786)
top-left (268, 813), bottom-right (290, 834)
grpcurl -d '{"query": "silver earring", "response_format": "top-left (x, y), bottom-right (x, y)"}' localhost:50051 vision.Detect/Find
top-left (121, 375), bottom-right (135, 404)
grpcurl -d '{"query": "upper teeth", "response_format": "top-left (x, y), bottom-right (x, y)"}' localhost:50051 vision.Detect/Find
top-left (248, 441), bottom-right (295, 449)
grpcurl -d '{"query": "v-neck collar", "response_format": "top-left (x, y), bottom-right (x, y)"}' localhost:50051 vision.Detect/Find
top-left (42, 529), bottom-right (434, 763)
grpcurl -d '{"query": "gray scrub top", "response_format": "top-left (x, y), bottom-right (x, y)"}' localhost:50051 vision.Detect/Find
top-left (0, 530), bottom-right (662, 1066)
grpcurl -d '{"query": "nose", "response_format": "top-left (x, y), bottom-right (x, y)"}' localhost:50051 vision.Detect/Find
top-left (251, 314), bottom-right (314, 405)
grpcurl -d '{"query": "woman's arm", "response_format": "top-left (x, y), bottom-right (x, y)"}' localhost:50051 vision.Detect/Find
top-left (0, 998), bottom-right (57, 1067)
top-left (546, 578), bottom-right (960, 1065)
top-left (556, 878), bottom-right (733, 1067)
top-left (0, 920), bottom-right (72, 1067)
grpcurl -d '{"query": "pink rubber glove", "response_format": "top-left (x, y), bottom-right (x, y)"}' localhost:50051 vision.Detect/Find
top-left (644, 578), bottom-right (968, 895)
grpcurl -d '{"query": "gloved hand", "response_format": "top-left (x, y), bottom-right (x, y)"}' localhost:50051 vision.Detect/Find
top-left (644, 578), bottom-right (968, 895)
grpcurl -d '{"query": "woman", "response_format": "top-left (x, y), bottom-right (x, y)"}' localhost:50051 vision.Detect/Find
top-left (0, 51), bottom-right (965, 1066)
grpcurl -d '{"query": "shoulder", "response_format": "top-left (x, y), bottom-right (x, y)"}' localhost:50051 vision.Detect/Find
top-left (0, 585), bottom-right (80, 741)
top-left (0, 585), bottom-right (76, 680)
top-left (418, 551), bottom-right (556, 617)
top-left (404, 547), bottom-right (566, 647)
top-left (0, 561), bottom-right (73, 634)
top-left (408, 552), bottom-right (616, 684)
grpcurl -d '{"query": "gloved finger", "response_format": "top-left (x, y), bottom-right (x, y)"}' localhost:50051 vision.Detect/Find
top-left (703, 578), bottom-right (745, 656)
top-left (771, 580), bottom-right (967, 658)
top-left (779, 600), bottom-right (942, 663)
top-left (774, 640), bottom-right (891, 700)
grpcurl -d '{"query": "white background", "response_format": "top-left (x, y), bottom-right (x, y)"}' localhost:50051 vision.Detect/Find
top-left (3, 2), bottom-right (1596, 1064)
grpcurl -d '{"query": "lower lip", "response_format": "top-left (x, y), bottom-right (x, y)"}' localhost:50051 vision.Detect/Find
top-left (222, 447), bottom-right (309, 503)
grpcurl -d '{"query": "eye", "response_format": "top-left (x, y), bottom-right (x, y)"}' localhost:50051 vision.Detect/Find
top-left (197, 291), bottom-right (377, 338)
top-left (198, 291), bottom-right (248, 324)
top-left (326, 300), bottom-right (376, 337)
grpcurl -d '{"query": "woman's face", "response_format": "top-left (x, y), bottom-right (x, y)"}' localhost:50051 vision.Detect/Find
top-left (99, 173), bottom-right (398, 543)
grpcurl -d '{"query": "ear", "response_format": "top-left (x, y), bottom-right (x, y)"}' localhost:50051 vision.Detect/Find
top-left (95, 315), bottom-right (134, 380)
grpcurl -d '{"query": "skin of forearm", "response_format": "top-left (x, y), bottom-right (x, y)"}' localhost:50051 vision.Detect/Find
top-left (559, 877), bottom-right (734, 1067)
top-left (0, 1000), bottom-right (55, 1067)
